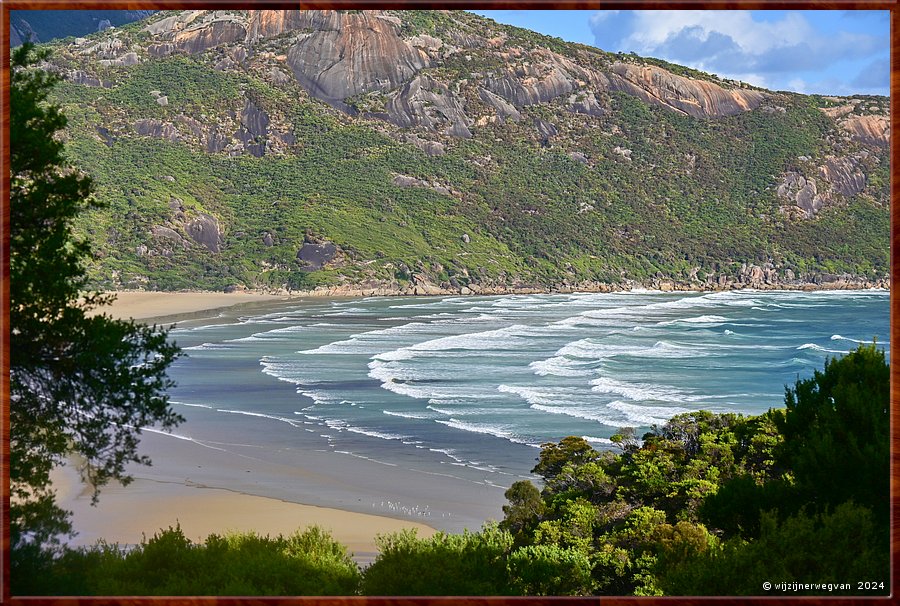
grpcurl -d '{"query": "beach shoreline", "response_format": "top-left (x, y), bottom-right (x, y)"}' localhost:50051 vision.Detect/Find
top-left (52, 434), bottom-right (438, 564)
top-left (86, 290), bottom-right (292, 322)
top-left (90, 282), bottom-right (889, 323)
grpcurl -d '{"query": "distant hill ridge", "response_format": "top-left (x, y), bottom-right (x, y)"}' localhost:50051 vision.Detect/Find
top-left (10, 10), bottom-right (156, 46)
top-left (35, 9), bottom-right (889, 293)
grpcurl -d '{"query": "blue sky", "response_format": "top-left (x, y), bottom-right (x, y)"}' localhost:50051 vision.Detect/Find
top-left (473, 10), bottom-right (889, 97)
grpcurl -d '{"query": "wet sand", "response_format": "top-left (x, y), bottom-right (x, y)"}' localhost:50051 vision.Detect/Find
top-left (53, 437), bottom-right (437, 563)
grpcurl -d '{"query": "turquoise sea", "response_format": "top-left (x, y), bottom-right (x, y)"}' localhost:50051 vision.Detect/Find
top-left (161, 289), bottom-right (889, 530)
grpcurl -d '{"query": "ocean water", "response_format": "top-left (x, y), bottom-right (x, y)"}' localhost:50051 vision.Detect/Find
top-left (161, 289), bottom-right (888, 527)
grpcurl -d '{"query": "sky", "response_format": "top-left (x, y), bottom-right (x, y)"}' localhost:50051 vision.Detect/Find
top-left (473, 10), bottom-right (889, 97)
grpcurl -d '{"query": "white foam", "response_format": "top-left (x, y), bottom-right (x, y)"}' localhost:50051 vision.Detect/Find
top-left (529, 356), bottom-right (595, 377)
top-left (343, 426), bottom-right (410, 441)
top-left (581, 436), bottom-right (616, 445)
top-left (140, 427), bottom-right (228, 452)
top-left (657, 315), bottom-right (728, 326)
top-left (606, 400), bottom-right (692, 426)
top-left (796, 343), bottom-right (845, 353)
top-left (382, 410), bottom-right (432, 420)
top-left (183, 342), bottom-right (232, 351)
top-left (590, 375), bottom-right (706, 403)
top-left (436, 418), bottom-right (532, 445)
top-left (171, 401), bottom-right (214, 409)
top-left (831, 334), bottom-right (865, 343)
top-left (215, 408), bottom-right (305, 428)
top-left (498, 384), bottom-right (587, 407)
top-left (528, 403), bottom-right (610, 424)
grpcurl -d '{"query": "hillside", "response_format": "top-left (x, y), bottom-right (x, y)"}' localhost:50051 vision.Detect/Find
top-left (10, 10), bottom-right (155, 46)
top-left (38, 9), bottom-right (889, 294)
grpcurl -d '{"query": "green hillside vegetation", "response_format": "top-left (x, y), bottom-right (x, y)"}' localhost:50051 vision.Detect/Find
top-left (15, 344), bottom-right (889, 596)
top-left (38, 9), bottom-right (888, 292)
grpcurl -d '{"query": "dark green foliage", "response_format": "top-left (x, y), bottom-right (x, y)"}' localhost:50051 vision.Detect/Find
top-left (532, 436), bottom-right (600, 481)
top-left (10, 43), bottom-right (181, 567)
top-left (662, 503), bottom-right (888, 596)
top-left (361, 525), bottom-right (514, 595)
top-left (775, 343), bottom-right (889, 520)
top-left (507, 544), bottom-right (593, 595)
top-left (16, 526), bottom-right (361, 596)
top-left (500, 345), bottom-right (889, 596)
top-left (499, 480), bottom-right (544, 544)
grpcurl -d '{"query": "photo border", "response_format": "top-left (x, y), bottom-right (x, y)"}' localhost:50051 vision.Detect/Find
top-left (1, 1), bottom-right (895, 603)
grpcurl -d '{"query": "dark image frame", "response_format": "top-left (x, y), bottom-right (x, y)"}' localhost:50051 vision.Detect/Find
top-left (1, 1), bottom-right (896, 604)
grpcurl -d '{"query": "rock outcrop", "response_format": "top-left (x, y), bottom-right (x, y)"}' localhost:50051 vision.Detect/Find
top-left (384, 75), bottom-right (472, 138)
top-left (149, 15), bottom-right (247, 56)
top-left (821, 103), bottom-right (890, 147)
top-left (483, 57), bottom-right (578, 108)
top-left (134, 119), bottom-right (181, 141)
top-left (297, 241), bottom-right (338, 271)
top-left (186, 213), bottom-right (222, 252)
top-left (606, 62), bottom-right (766, 118)
top-left (841, 114), bottom-right (889, 147)
top-left (777, 155), bottom-right (868, 218)
top-left (285, 11), bottom-right (429, 103)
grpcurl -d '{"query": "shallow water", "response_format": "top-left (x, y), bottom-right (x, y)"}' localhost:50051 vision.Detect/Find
top-left (162, 289), bottom-right (888, 528)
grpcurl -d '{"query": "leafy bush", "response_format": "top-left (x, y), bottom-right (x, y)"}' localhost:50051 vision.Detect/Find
top-left (361, 525), bottom-right (514, 595)
top-left (18, 525), bottom-right (360, 596)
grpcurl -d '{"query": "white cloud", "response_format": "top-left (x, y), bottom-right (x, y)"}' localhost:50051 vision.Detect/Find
top-left (588, 10), bottom-right (619, 25)
top-left (588, 10), bottom-right (889, 95)
top-left (622, 10), bottom-right (809, 56)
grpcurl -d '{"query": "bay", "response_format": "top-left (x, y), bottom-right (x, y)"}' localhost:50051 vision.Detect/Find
top-left (161, 289), bottom-right (888, 530)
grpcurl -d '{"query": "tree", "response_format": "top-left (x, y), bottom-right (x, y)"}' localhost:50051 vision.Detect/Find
top-left (500, 480), bottom-right (544, 543)
top-left (773, 342), bottom-right (889, 521)
top-left (9, 44), bottom-right (182, 554)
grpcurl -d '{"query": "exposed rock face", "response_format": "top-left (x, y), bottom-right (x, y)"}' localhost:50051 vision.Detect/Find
top-left (606, 62), bottom-right (766, 118)
top-left (777, 155), bottom-right (868, 218)
top-left (98, 51), bottom-right (140, 67)
top-left (186, 213), bottom-right (222, 252)
top-left (778, 172), bottom-right (822, 217)
top-left (821, 104), bottom-right (889, 147)
top-left (818, 156), bottom-right (867, 199)
top-left (385, 75), bottom-right (472, 138)
top-left (392, 174), bottom-right (458, 197)
top-left (285, 11), bottom-right (429, 102)
top-left (478, 88), bottom-right (521, 122)
top-left (567, 91), bottom-right (605, 117)
top-left (205, 127), bottom-right (229, 153)
top-left (150, 225), bottom-right (187, 249)
top-left (174, 114), bottom-right (203, 139)
top-left (484, 58), bottom-right (578, 108)
top-left (246, 9), bottom-right (323, 41)
top-left (144, 11), bottom-right (203, 36)
top-left (403, 134), bottom-right (445, 156)
top-left (149, 16), bottom-right (247, 56)
top-left (235, 99), bottom-right (270, 157)
top-left (841, 114), bottom-right (890, 147)
top-left (240, 99), bottom-right (270, 138)
top-left (134, 119), bottom-right (181, 141)
top-left (68, 70), bottom-right (110, 88)
top-left (534, 119), bottom-right (558, 141)
top-left (297, 241), bottom-right (338, 271)
top-left (82, 37), bottom-right (125, 59)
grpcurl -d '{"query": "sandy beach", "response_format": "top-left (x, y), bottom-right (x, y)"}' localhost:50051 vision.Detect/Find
top-left (87, 290), bottom-right (290, 321)
top-left (53, 440), bottom-right (437, 564)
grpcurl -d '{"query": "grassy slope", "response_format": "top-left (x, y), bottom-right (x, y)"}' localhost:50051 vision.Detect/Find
top-left (49, 17), bottom-right (888, 292)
